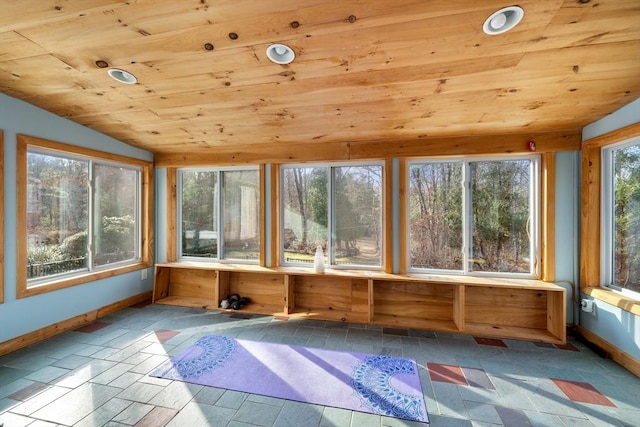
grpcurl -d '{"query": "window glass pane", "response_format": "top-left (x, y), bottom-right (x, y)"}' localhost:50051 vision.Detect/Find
top-left (223, 170), bottom-right (260, 261)
top-left (333, 165), bottom-right (383, 266)
top-left (470, 160), bottom-right (531, 273)
top-left (27, 152), bottom-right (89, 281)
top-left (282, 167), bottom-right (327, 264)
top-left (612, 143), bottom-right (640, 292)
top-left (409, 162), bottom-right (462, 270)
top-left (94, 164), bottom-right (139, 266)
top-left (181, 171), bottom-right (218, 258)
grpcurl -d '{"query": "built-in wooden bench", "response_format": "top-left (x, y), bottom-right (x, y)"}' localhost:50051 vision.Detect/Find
top-left (152, 262), bottom-right (566, 344)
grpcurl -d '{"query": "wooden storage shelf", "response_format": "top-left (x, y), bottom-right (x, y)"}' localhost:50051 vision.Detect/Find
top-left (153, 262), bottom-right (566, 344)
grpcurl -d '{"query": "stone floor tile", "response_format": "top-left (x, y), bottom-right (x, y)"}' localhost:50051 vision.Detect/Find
top-left (115, 381), bottom-right (164, 403)
top-left (135, 406), bottom-right (178, 427)
top-left (74, 397), bottom-right (132, 427)
top-left (148, 381), bottom-right (203, 410)
top-left (431, 382), bottom-right (468, 419)
top-left (30, 383), bottom-right (120, 425)
top-left (320, 406), bottom-right (352, 427)
top-left (233, 400), bottom-right (282, 426)
top-left (10, 385), bottom-right (70, 416)
top-left (129, 354), bottom-right (169, 375)
top-left (50, 354), bottom-right (93, 370)
top-left (6, 381), bottom-right (49, 401)
top-left (90, 363), bottom-right (136, 385)
top-left (0, 411), bottom-right (34, 427)
top-left (112, 401), bottom-right (154, 425)
top-left (350, 411), bottom-right (382, 427)
top-left (193, 386), bottom-right (225, 406)
top-left (109, 372), bottom-right (144, 389)
top-left (215, 389), bottom-right (248, 410)
top-left (463, 401), bottom-right (502, 424)
top-left (166, 401), bottom-right (235, 427)
top-left (54, 359), bottom-right (116, 388)
top-left (273, 400), bottom-right (323, 427)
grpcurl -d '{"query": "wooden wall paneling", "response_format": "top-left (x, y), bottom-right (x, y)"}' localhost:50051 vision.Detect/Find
top-left (270, 164), bottom-right (280, 267)
top-left (384, 158), bottom-right (393, 273)
top-left (547, 288), bottom-right (567, 342)
top-left (398, 159), bottom-right (408, 274)
top-left (142, 163), bottom-right (154, 266)
top-left (152, 266), bottom-right (170, 302)
top-left (349, 132), bottom-right (581, 161)
top-left (15, 136), bottom-right (28, 298)
top-left (351, 278), bottom-right (369, 316)
top-left (229, 271), bottom-right (284, 313)
top-left (166, 167), bottom-right (177, 262)
top-left (541, 152), bottom-right (556, 282)
top-left (580, 145), bottom-right (601, 287)
top-left (373, 280), bottom-right (456, 329)
top-left (218, 270), bottom-right (230, 306)
top-left (170, 268), bottom-right (217, 300)
top-left (453, 285), bottom-right (465, 331)
top-left (284, 274), bottom-right (295, 314)
top-left (154, 132), bottom-right (582, 167)
top-left (259, 164), bottom-right (266, 267)
top-left (464, 286), bottom-right (548, 330)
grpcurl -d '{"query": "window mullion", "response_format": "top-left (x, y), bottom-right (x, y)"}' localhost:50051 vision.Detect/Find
top-left (328, 167), bottom-right (334, 266)
top-left (88, 161), bottom-right (95, 271)
top-left (218, 171), bottom-right (223, 260)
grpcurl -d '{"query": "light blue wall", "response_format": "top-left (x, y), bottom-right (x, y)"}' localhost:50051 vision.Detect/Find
top-left (580, 97), bottom-right (640, 360)
top-left (0, 94), bottom-right (154, 343)
top-left (555, 151), bottom-right (581, 324)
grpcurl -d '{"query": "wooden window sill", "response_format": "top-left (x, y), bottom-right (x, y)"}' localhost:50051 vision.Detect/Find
top-left (583, 287), bottom-right (640, 315)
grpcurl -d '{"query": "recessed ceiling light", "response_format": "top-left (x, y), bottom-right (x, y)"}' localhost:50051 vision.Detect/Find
top-left (483, 6), bottom-right (524, 35)
top-left (266, 44), bottom-right (295, 65)
top-left (107, 68), bottom-right (138, 84)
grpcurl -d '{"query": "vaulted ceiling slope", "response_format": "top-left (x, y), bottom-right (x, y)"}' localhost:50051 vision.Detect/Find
top-left (0, 0), bottom-right (639, 160)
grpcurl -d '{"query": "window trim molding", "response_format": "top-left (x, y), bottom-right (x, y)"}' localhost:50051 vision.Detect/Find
top-left (277, 161), bottom-right (386, 270)
top-left (175, 165), bottom-right (261, 263)
top-left (16, 134), bottom-right (153, 299)
top-left (581, 122), bottom-right (640, 310)
top-left (167, 165), bottom-right (266, 265)
top-left (401, 154), bottom-right (549, 279)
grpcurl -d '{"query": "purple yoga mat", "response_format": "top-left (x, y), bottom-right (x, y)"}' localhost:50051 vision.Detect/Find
top-left (151, 335), bottom-right (428, 423)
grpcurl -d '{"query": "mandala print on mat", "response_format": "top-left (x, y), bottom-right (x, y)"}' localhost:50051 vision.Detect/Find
top-left (351, 355), bottom-right (425, 421)
top-left (160, 335), bottom-right (236, 380)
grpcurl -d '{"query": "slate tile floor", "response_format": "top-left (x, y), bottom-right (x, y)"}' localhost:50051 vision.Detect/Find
top-left (1, 302), bottom-right (638, 426)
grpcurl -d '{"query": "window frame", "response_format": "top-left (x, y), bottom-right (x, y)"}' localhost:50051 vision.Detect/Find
top-left (600, 136), bottom-right (640, 298)
top-left (581, 123), bottom-right (640, 311)
top-left (176, 165), bottom-right (262, 264)
top-left (17, 134), bottom-right (153, 298)
top-left (405, 155), bottom-right (541, 279)
top-left (278, 161), bottom-right (386, 271)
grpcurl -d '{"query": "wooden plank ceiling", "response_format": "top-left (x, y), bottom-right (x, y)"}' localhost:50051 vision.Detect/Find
top-left (0, 0), bottom-right (638, 159)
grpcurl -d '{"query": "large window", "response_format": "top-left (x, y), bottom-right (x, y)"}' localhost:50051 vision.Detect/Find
top-left (601, 137), bottom-right (640, 296)
top-left (280, 163), bottom-right (383, 268)
top-left (178, 167), bottom-right (260, 262)
top-left (408, 157), bottom-right (539, 277)
top-left (17, 135), bottom-right (152, 297)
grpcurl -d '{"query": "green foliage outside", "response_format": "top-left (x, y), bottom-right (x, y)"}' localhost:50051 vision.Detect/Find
top-left (613, 143), bottom-right (640, 291)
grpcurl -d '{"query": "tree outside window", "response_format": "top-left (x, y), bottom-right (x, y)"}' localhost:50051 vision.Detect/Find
top-left (179, 168), bottom-right (259, 261)
top-left (603, 140), bottom-right (640, 294)
top-left (26, 150), bottom-right (141, 282)
top-left (409, 157), bottom-right (537, 276)
top-left (281, 163), bottom-right (383, 268)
